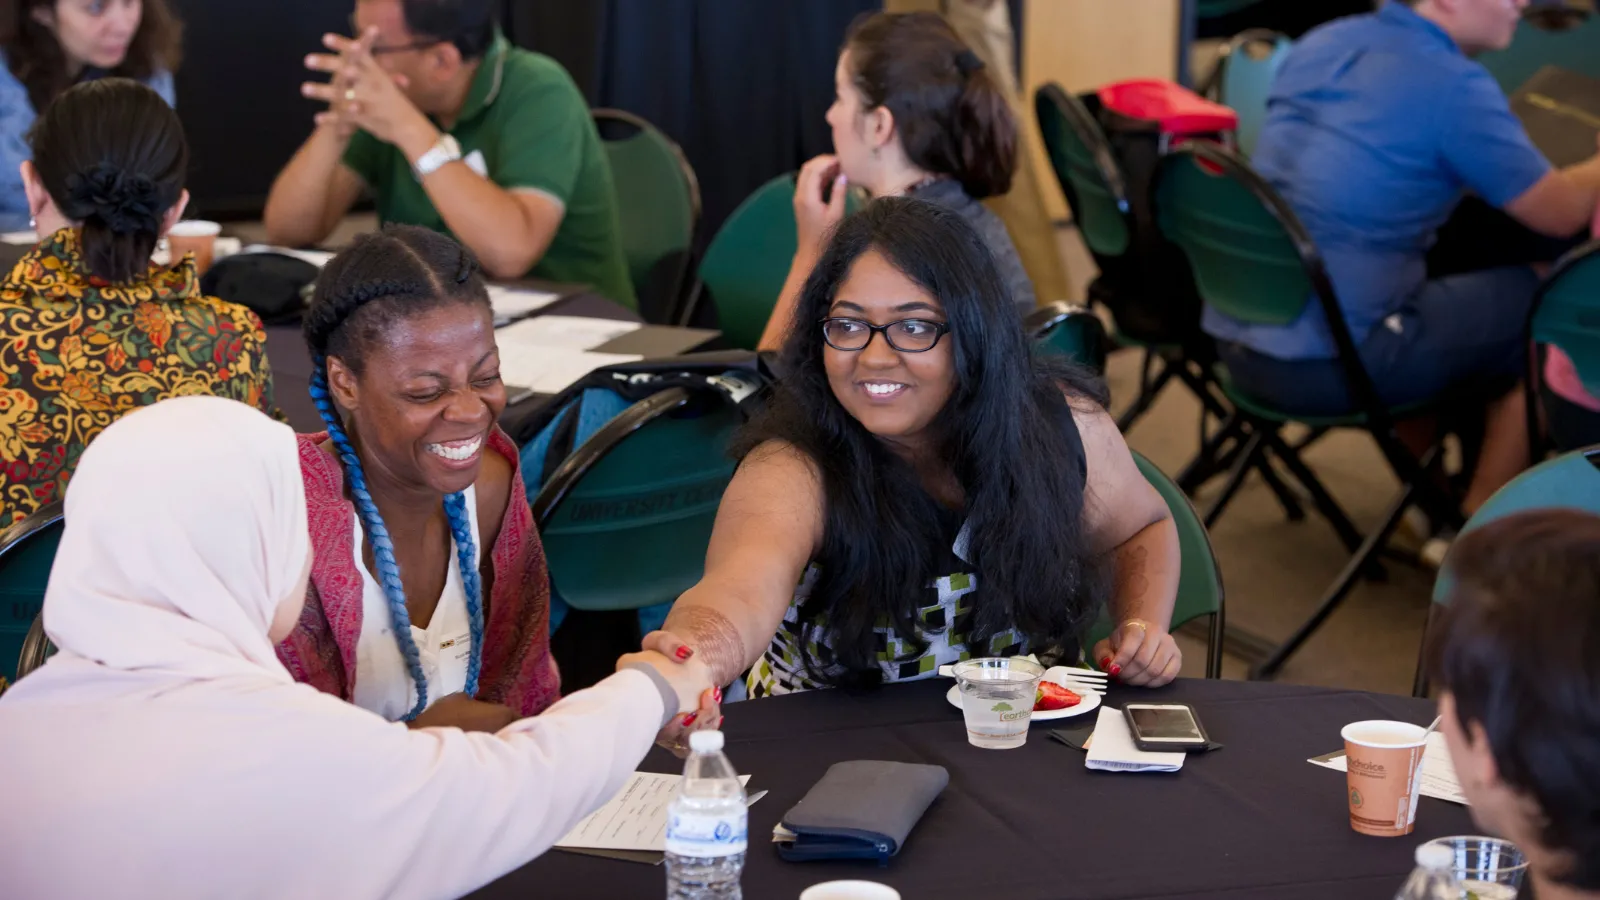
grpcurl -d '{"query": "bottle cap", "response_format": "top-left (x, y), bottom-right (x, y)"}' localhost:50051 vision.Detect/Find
top-left (689, 730), bottom-right (725, 753)
top-left (1414, 843), bottom-right (1453, 869)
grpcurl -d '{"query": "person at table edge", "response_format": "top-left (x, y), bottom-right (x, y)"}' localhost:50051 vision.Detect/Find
top-left (1210, 0), bottom-right (1600, 521)
top-left (1, 79), bottom-right (279, 529)
top-left (0, 0), bottom-right (182, 232)
top-left (648, 199), bottom-right (1182, 699)
top-left (1431, 510), bottom-right (1600, 899)
top-left (262, 0), bottom-right (635, 307)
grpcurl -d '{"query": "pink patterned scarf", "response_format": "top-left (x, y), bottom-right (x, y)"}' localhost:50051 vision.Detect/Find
top-left (276, 429), bottom-right (560, 717)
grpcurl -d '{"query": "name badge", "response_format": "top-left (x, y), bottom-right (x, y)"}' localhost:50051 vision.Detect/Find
top-left (439, 632), bottom-right (473, 665)
top-left (464, 150), bottom-right (489, 178)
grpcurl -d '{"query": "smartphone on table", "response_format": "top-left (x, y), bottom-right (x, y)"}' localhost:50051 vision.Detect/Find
top-left (1123, 703), bottom-right (1210, 752)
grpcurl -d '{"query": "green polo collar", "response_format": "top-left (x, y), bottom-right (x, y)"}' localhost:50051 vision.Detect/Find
top-left (456, 30), bottom-right (510, 124)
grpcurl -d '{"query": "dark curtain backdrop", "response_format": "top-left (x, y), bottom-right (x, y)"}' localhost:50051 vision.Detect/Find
top-left (510, 1), bottom-right (879, 256)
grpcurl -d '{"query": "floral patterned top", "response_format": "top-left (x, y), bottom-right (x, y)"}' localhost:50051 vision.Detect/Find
top-left (0, 228), bottom-right (278, 526)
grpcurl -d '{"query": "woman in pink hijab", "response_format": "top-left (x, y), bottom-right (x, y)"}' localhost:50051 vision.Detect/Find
top-left (0, 396), bottom-right (713, 899)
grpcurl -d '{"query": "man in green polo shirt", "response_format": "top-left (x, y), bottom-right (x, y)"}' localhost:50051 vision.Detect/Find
top-left (263, 0), bottom-right (635, 308)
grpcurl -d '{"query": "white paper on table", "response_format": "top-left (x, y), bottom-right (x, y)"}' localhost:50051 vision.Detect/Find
top-left (153, 237), bottom-right (242, 267)
top-left (236, 244), bottom-right (336, 269)
top-left (1, 230), bottom-right (38, 245)
top-left (1306, 732), bottom-right (1466, 805)
top-left (487, 285), bottom-right (562, 325)
top-left (556, 772), bottom-right (753, 852)
top-left (1084, 706), bottom-right (1185, 773)
top-left (493, 314), bottom-right (640, 349)
top-left (497, 346), bottom-right (641, 394)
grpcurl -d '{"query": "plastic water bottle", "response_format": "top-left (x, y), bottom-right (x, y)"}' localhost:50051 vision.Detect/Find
top-left (1394, 843), bottom-right (1462, 900)
top-left (665, 730), bottom-right (746, 899)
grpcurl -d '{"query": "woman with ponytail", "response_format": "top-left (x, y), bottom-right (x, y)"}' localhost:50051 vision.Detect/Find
top-left (758, 10), bottom-right (1034, 350)
top-left (0, 78), bottom-right (277, 528)
top-left (278, 225), bottom-right (720, 738)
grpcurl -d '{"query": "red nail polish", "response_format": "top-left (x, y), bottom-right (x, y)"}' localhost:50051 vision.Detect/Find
top-left (682, 713), bottom-right (697, 727)
top-left (713, 686), bottom-right (723, 703)
top-left (1101, 657), bottom-right (1113, 671)
top-left (675, 646), bottom-right (691, 660)
top-left (1109, 664), bottom-right (1123, 677)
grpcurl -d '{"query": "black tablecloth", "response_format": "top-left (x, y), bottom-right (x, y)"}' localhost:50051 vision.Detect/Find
top-left (264, 290), bottom-right (637, 434)
top-left (470, 678), bottom-right (1473, 900)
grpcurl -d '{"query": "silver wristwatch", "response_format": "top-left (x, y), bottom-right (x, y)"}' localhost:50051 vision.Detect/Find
top-left (413, 134), bottom-right (462, 177)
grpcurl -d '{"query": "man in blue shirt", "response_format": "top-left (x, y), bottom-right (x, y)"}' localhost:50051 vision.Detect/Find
top-left (1211, 0), bottom-right (1600, 516)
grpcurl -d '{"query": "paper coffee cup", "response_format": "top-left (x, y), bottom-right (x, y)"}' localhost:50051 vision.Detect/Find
top-left (167, 220), bottom-right (222, 274)
top-left (800, 882), bottom-right (901, 900)
top-left (1341, 720), bottom-right (1428, 837)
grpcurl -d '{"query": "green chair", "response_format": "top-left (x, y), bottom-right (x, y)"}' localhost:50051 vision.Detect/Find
top-left (1526, 239), bottom-right (1600, 454)
top-left (533, 384), bottom-right (745, 686)
top-left (684, 174), bottom-right (799, 349)
top-left (1086, 451), bottom-right (1227, 679)
top-left (1417, 447), bottom-right (1600, 696)
top-left (1025, 302), bottom-right (1108, 373)
top-left (1035, 83), bottom-right (1301, 514)
top-left (0, 503), bottom-right (64, 684)
top-left (1154, 140), bottom-right (1463, 680)
top-left (594, 109), bottom-right (701, 325)
top-left (1207, 29), bottom-right (1290, 158)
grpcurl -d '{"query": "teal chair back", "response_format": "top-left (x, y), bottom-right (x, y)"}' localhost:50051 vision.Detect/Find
top-left (1034, 83), bottom-right (1132, 258)
top-left (1198, 0), bottom-right (1265, 16)
top-left (1026, 303), bottom-right (1108, 374)
top-left (532, 387), bottom-right (743, 612)
top-left (594, 109), bottom-right (700, 325)
top-left (1215, 30), bottom-right (1290, 158)
top-left (1417, 448), bottom-right (1600, 695)
top-left (1087, 452), bottom-right (1226, 678)
top-left (1154, 144), bottom-right (1316, 327)
top-left (694, 175), bottom-right (800, 350)
top-left (0, 504), bottom-right (64, 683)
top-left (1530, 240), bottom-right (1600, 399)
top-left (1431, 449), bottom-right (1600, 606)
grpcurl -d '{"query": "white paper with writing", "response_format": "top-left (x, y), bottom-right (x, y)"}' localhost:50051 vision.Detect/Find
top-left (494, 314), bottom-right (641, 350)
top-left (496, 347), bottom-right (641, 395)
top-left (556, 772), bottom-right (753, 852)
top-left (1307, 732), bottom-right (1467, 805)
top-left (487, 285), bottom-right (561, 325)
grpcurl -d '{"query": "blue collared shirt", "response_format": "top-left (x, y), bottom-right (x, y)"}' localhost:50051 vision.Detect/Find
top-left (1204, 1), bottom-right (1551, 360)
top-left (0, 53), bottom-right (175, 232)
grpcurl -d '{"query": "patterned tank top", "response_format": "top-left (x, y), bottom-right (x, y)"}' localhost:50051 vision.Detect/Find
top-left (746, 404), bottom-right (1090, 699)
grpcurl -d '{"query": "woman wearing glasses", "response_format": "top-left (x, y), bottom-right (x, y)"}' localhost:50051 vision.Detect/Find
top-left (0, 0), bottom-right (182, 231)
top-left (652, 198), bottom-right (1181, 699)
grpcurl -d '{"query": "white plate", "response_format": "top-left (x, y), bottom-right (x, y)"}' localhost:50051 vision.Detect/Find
top-left (945, 671), bottom-right (1102, 722)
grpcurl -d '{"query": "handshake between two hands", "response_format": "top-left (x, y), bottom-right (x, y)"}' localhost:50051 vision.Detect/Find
top-left (618, 630), bottom-right (724, 757)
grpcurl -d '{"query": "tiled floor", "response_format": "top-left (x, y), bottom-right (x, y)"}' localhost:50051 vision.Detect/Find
top-left (1059, 229), bottom-right (1435, 696)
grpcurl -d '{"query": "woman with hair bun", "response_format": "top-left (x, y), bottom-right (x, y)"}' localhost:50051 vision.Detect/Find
top-left (0, 77), bottom-right (277, 528)
top-left (759, 10), bottom-right (1034, 350)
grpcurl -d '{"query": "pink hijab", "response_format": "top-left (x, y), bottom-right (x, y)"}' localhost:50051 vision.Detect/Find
top-left (0, 397), bottom-right (666, 899)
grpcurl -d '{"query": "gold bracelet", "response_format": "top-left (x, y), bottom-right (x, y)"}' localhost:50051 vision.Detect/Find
top-left (1121, 618), bottom-right (1154, 634)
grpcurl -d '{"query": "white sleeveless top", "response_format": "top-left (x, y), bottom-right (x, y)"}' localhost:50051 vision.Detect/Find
top-left (351, 486), bottom-right (482, 721)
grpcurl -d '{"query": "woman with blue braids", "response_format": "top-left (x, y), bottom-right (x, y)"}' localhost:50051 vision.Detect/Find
top-left (276, 225), bottom-right (557, 729)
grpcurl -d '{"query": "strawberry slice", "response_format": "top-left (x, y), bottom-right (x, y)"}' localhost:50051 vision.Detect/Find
top-left (1034, 681), bottom-right (1082, 711)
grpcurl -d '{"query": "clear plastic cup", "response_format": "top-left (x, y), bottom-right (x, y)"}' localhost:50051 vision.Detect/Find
top-left (953, 657), bottom-right (1044, 749)
top-left (1420, 836), bottom-right (1528, 899)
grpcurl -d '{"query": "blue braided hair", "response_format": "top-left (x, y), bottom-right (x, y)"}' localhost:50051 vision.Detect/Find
top-left (303, 226), bottom-right (493, 720)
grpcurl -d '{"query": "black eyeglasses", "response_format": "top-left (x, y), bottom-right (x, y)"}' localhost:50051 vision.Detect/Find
top-left (820, 317), bottom-right (950, 353)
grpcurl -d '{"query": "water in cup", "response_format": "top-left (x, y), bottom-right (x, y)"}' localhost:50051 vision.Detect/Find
top-left (953, 657), bottom-right (1044, 749)
top-left (1420, 836), bottom-right (1527, 899)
